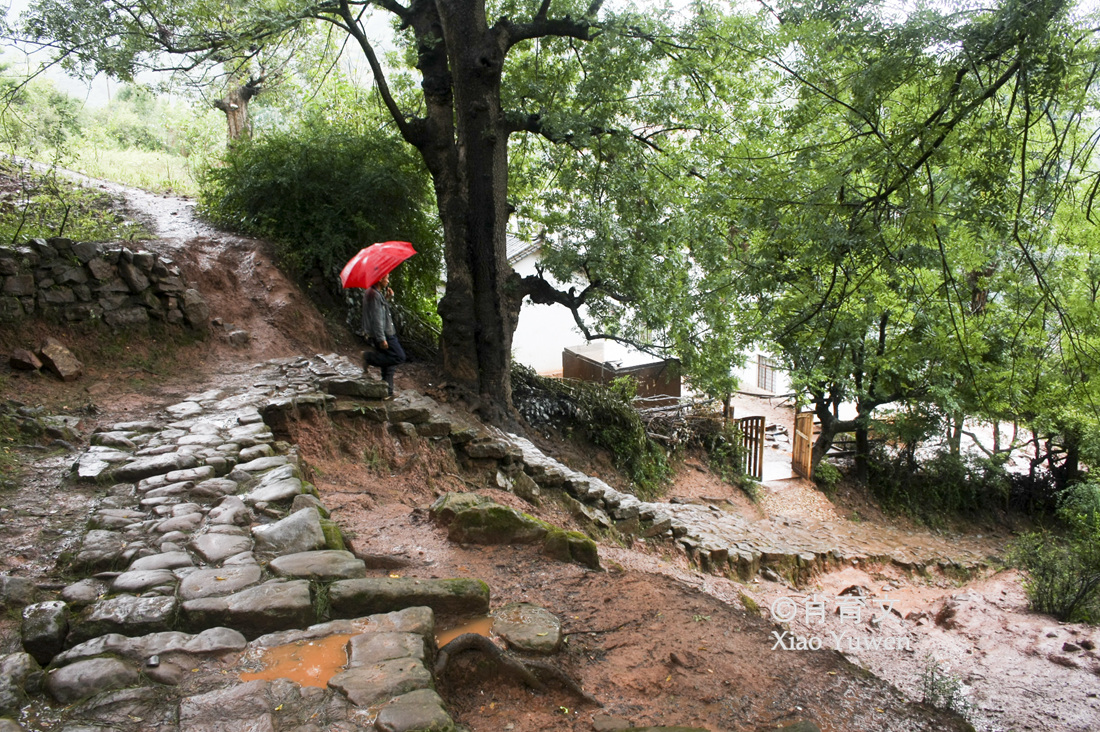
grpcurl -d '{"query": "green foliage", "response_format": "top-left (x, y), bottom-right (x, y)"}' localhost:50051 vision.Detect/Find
top-left (867, 449), bottom-right (1010, 524)
top-left (66, 147), bottom-right (203, 196)
top-left (1008, 515), bottom-right (1100, 624)
top-left (65, 86), bottom-right (224, 194)
top-left (813, 460), bottom-right (841, 494)
top-left (0, 67), bottom-right (81, 156)
top-left (198, 113), bottom-right (441, 327)
top-left (1058, 480), bottom-right (1100, 524)
top-left (0, 159), bottom-right (150, 243)
top-left (511, 364), bottom-right (671, 500)
top-left (918, 655), bottom-right (974, 721)
top-left (699, 420), bottom-right (756, 501)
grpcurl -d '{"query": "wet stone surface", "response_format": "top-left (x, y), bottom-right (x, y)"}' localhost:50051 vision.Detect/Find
top-left (503, 433), bottom-right (991, 580)
top-left (4, 351), bottom-right (995, 730)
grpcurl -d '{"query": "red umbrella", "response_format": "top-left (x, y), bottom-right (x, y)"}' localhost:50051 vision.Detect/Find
top-left (340, 241), bottom-right (417, 289)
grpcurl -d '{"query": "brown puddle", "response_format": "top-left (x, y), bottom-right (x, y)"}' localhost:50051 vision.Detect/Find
top-left (239, 634), bottom-right (353, 688)
top-left (435, 615), bottom-right (494, 647)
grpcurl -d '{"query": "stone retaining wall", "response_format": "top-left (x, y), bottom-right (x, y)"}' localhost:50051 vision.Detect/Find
top-left (0, 237), bottom-right (208, 329)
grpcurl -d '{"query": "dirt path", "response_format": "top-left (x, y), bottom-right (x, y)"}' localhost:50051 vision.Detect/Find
top-left (1, 180), bottom-right (1096, 731)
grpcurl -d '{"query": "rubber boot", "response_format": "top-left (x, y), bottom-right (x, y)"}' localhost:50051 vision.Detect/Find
top-left (384, 372), bottom-right (395, 397)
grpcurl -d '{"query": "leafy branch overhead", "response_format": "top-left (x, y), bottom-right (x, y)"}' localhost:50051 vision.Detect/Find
top-left (14, 0), bottom-right (1100, 484)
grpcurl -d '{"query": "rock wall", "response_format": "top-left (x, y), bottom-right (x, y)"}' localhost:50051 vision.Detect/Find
top-left (0, 237), bottom-right (208, 329)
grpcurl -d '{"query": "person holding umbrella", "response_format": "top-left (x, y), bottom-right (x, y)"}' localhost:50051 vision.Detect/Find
top-left (340, 241), bottom-right (416, 397)
top-left (361, 272), bottom-right (404, 396)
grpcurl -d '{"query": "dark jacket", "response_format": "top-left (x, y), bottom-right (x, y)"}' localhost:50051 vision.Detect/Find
top-left (361, 286), bottom-right (396, 343)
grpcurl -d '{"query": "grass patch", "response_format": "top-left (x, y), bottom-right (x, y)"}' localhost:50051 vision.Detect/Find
top-left (86, 322), bottom-right (205, 374)
top-left (311, 581), bottom-right (333, 623)
top-left (0, 413), bottom-right (22, 490)
top-left (362, 446), bottom-right (388, 473)
top-left (65, 146), bottom-right (201, 197)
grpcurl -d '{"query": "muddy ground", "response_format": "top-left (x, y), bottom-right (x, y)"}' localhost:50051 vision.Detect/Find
top-left (1, 179), bottom-right (1098, 732)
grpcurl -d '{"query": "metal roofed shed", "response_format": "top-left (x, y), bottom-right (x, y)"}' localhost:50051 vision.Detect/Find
top-left (562, 342), bottom-right (681, 406)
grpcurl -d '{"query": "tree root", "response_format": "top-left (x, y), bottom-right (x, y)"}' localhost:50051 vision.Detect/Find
top-left (434, 633), bottom-right (602, 707)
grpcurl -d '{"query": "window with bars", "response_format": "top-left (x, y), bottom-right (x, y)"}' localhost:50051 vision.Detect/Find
top-left (757, 355), bottom-right (778, 393)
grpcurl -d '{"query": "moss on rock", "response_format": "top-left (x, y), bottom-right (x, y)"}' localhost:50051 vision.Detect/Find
top-left (319, 518), bottom-right (346, 551)
top-left (543, 529), bottom-right (601, 570)
top-left (447, 504), bottom-right (548, 545)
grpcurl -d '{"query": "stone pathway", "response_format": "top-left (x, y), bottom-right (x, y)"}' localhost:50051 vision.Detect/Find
top-left (506, 436), bottom-right (992, 582)
top-left (2, 355), bottom-right (493, 731)
top-left (1, 352), bottom-right (990, 731)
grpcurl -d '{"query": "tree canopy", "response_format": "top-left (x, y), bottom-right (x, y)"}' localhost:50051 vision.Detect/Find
top-left (13, 0), bottom-right (1100, 489)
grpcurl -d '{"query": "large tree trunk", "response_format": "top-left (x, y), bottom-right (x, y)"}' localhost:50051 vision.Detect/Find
top-left (354, 0), bottom-right (597, 416)
top-left (426, 0), bottom-right (519, 411)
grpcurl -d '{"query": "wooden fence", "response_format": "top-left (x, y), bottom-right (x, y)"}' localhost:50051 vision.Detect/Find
top-left (561, 349), bottom-right (681, 407)
top-left (792, 411), bottom-right (814, 479)
top-left (739, 415), bottom-right (766, 481)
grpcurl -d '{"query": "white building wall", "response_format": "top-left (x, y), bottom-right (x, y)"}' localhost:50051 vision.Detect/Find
top-left (510, 251), bottom-right (584, 375)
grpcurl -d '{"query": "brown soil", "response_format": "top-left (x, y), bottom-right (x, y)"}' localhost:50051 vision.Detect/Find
top-left (1, 184), bottom-right (1095, 732)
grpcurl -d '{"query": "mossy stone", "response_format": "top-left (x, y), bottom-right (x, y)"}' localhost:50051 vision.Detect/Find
top-left (320, 518), bottom-right (346, 551)
top-left (429, 492), bottom-right (491, 524)
top-left (447, 505), bottom-right (548, 545)
top-left (543, 529), bottom-right (600, 570)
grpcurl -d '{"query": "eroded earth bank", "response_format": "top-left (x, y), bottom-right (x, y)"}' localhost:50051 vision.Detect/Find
top-left (0, 183), bottom-right (1097, 732)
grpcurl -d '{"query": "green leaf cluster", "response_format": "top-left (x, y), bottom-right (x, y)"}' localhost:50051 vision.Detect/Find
top-left (197, 109), bottom-right (441, 326)
top-left (1008, 513), bottom-right (1100, 623)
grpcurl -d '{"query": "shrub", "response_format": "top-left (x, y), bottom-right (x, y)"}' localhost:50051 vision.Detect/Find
top-left (1058, 479), bottom-right (1100, 524)
top-left (199, 117), bottom-right (442, 333)
top-left (918, 655), bottom-right (974, 721)
top-left (866, 447), bottom-right (1010, 523)
top-left (813, 459), bottom-right (841, 493)
top-left (700, 420), bottom-right (757, 501)
top-left (1008, 515), bottom-right (1100, 624)
top-left (512, 365), bottom-right (671, 500)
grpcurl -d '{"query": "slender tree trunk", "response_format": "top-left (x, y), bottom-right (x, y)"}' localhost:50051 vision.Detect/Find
top-left (854, 419), bottom-right (870, 483)
top-left (213, 77), bottom-right (262, 143)
top-left (947, 412), bottom-right (964, 456)
top-left (811, 399), bottom-right (841, 470)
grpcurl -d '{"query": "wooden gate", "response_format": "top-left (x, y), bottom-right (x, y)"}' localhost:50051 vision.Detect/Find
top-left (792, 411), bottom-right (814, 479)
top-left (739, 416), bottom-right (766, 481)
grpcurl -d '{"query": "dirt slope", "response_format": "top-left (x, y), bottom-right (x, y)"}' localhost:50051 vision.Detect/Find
top-left (0, 181), bottom-right (1070, 732)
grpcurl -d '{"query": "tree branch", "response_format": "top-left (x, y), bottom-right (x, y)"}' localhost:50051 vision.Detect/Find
top-left (499, 0), bottom-right (604, 50)
top-left (330, 0), bottom-right (419, 145)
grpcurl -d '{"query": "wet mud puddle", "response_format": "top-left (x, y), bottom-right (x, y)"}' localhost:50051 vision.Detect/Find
top-left (435, 615), bottom-right (494, 647)
top-left (239, 634), bottom-right (354, 687)
top-left (237, 618), bottom-right (496, 689)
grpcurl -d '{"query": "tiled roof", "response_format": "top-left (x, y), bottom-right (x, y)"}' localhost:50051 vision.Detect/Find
top-left (506, 234), bottom-right (540, 264)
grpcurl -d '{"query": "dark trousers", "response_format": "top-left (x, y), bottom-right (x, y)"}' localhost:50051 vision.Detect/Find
top-left (364, 334), bottom-right (406, 382)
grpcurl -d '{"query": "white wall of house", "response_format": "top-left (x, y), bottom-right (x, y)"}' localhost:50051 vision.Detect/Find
top-left (510, 248), bottom-right (585, 375)
top-left (732, 351), bottom-right (792, 397)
